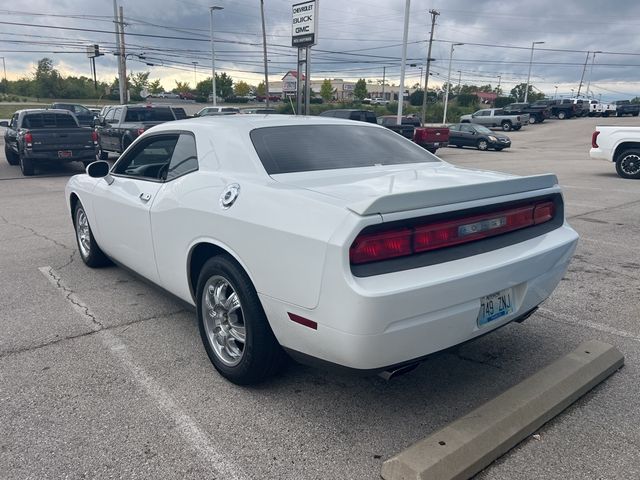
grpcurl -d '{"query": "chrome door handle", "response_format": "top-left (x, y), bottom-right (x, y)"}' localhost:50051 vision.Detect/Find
top-left (139, 193), bottom-right (152, 202)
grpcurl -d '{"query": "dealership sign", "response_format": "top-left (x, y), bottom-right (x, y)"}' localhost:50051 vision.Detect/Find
top-left (291, 0), bottom-right (317, 47)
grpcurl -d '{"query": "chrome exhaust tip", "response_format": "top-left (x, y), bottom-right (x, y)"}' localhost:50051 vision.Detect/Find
top-left (378, 362), bottom-right (420, 381)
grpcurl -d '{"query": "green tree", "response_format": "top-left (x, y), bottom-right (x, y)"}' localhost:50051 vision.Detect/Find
top-left (129, 71), bottom-right (150, 100)
top-left (320, 79), bottom-right (333, 101)
top-left (409, 89), bottom-right (423, 106)
top-left (196, 77), bottom-right (213, 98)
top-left (510, 83), bottom-right (544, 102)
top-left (256, 81), bottom-right (266, 96)
top-left (174, 80), bottom-right (191, 93)
top-left (33, 57), bottom-right (61, 99)
top-left (148, 79), bottom-right (163, 94)
top-left (353, 78), bottom-right (367, 101)
top-left (234, 80), bottom-right (251, 97)
top-left (216, 72), bottom-right (233, 98)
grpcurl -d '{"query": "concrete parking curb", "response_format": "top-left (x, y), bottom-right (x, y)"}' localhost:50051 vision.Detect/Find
top-left (381, 340), bottom-right (624, 480)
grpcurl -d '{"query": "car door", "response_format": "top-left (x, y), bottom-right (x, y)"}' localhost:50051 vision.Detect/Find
top-left (99, 108), bottom-right (116, 151)
top-left (91, 134), bottom-right (179, 283)
top-left (5, 113), bottom-right (19, 152)
top-left (459, 124), bottom-right (476, 146)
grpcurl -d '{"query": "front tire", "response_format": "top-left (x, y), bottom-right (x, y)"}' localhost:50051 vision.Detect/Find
top-left (557, 111), bottom-right (567, 120)
top-left (19, 152), bottom-right (34, 176)
top-left (529, 116), bottom-right (537, 124)
top-left (501, 121), bottom-right (512, 131)
top-left (98, 145), bottom-right (109, 160)
top-left (477, 139), bottom-right (489, 151)
top-left (74, 202), bottom-right (110, 267)
top-left (615, 150), bottom-right (640, 179)
top-left (4, 145), bottom-right (19, 165)
top-left (197, 256), bottom-right (286, 385)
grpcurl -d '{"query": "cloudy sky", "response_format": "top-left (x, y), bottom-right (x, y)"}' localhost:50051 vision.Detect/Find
top-left (1, 0), bottom-right (639, 100)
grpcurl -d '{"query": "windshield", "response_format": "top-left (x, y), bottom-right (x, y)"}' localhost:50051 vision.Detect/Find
top-left (250, 125), bottom-right (439, 175)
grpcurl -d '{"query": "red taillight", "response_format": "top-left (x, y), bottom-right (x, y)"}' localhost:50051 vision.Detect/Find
top-left (137, 128), bottom-right (145, 136)
top-left (91, 130), bottom-right (98, 143)
top-left (24, 131), bottom-right (33, 144)
top-left (591, 130), bottom-right (600, 148)
top-left (349, 228), bottom-right (412, 264)
top-left (533, 201), bottom-right (554, 224)
top-left (350, 201), bottom-right (556, 265)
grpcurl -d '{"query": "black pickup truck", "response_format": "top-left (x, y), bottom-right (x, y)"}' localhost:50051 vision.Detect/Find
top-left (502, 103), bottom-right (550, 124)
top-left (613, 100), bottom-right (640, 117)
top-left (96, 105), bottom-right (177, 158)
top-left (3, 109), bottom-right (97, 176)
top-left (530, 99), bottom-right (578, 120)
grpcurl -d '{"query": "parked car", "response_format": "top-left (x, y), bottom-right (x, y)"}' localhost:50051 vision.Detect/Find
top-left (590, 125), bottom-right (640, 179)
top-left (502, 103), bottom-right (550, 124)
top-left (378, 116), bottom-right (449, 154)
top-left (195, 106), bottom-right (240, 117)
top-left (95, 105), bottom-right (177, 158)
top-left (371, 97), bottom-right (390, 106)
top-left (3, 109), bottom-right (98, 175)
top-left (50, 102), bottom-right (97, 127)
top-left (566, 98), bottom-right (590, 117)
top-left (530, 100), bottom-right (578, 120)
top-left (158, 92), bottom-right (180, 99)
top-left (613, 100), bottom-right (640, 117)
top-left (66, 115), bottom-right (578, 384)
top-left (179, 92), bottom-right (196, 101)
top-left (460, 108), bottom-right (527, 131)
top-left (448, 123), bottom-right (511, 151)
top-left (319, 109), bottom-right (377, 123)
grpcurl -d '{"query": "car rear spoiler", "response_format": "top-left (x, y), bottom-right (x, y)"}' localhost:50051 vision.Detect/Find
top-left (347, 173), bottom-right (559, 216)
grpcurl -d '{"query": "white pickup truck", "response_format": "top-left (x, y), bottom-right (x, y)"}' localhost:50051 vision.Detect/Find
top-left (590, 125), bottom-right (640, 179)
top-left (460, 108), bottom-right (528, 132)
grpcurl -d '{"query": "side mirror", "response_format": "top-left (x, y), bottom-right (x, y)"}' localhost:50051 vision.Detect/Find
top-left (0, 120), bottom-right (8, 128)
top-left (86, 160), bottom-right (110, 178)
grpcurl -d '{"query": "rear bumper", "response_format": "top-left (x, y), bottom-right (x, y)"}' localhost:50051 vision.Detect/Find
top-left (262, 223), bottom-right (579, 370)
top-left (589, 147), bottom-right (610, 162)
top-left (416, 141), bottom-right (449, 149)
top-left (23, 149), bottom-right (97, 161)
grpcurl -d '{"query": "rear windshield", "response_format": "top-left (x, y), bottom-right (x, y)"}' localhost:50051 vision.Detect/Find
top-left (250, 125), bottom-right (439, 175)
top-left (125, 108), bottom-right (175, 122)
top-left (23, 113), bottom-right (78, 128)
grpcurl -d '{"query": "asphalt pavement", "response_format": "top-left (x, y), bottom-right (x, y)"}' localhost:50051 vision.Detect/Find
top-left (1, 115), bottom-right (639, 479)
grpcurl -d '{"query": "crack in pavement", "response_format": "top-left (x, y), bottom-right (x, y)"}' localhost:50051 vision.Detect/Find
top-left (449, 350), bottom-right (503, 370)
top-left (0, 307), bottom-right (188, 360)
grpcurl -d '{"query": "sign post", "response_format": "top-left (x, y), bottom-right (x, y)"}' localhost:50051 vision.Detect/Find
top-left (291, 0), bottom-right (318, 115)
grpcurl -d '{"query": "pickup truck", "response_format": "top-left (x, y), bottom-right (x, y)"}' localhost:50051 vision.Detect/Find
top-left (460, 108), bottom-right (527, 132)
top-left (377, 115), bottom-right (449, 154)
top-left (530, 99), bottom-right (578, 120)
top-left (588, 100), bottom-right (616, 117)
top-left (590, 125), bottom-right (640, 179)
top-left (96, 105), bottom-right (177, 158)
top-left (3, 109), bottom-right (98, 176)
top-left (502, 102), bottom-right (550, 124)
top-left (613, 100), bottom-right (640, 117)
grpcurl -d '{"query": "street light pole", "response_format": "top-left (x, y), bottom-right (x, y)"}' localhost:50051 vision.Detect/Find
top-left (554, 85), bottom-right (558, 99)
top-left (396, 0), bottom-right (411, 125)
top-left (442, 42), bottom-right (463, 124)
top-left (382, 66), bottom-right (386, 100)
top-left (209, 6), bottom-right (223, 106)
top-left (0, 57), bottom-right (6, 93)
top-left (524, 41), bottom-right (544, 103)
top-left (192, 61), bottom-right (198, 87)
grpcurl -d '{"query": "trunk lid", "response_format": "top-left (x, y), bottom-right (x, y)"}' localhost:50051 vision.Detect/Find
top-left (29, 128), bottom-right (95, 152)
top-left (272, 164), bottom-right (558, 216)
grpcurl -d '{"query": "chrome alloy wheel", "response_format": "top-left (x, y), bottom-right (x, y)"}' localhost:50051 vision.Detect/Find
top-left (75, 207), bottom-right (91, 258)
top-left (620, 154), bottom-right (640, 176)
top-left (202, 276), bottom-right (246, 366)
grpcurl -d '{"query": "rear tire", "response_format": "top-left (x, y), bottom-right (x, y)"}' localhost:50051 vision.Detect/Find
top-left (19, 153), bottom-right (34, 176)
top-left (529, 116), bottom-right (537, 124)
top-left (74, 201), bottom-right (110, 267)
top-left (557, 111), bottom-right (567, 120)
top-left (4, 145), bottom-right (19, 165)
top-left (615, 150), bottom-right (640, 179)
top-left (196, 256), bottom-right (287, 385)
top-left (98, 145), bottom-right (109, 160)
top-left (501, 121), bottom-right (512, 132)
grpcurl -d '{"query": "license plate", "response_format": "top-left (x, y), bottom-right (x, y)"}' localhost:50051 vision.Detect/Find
top-left (477, 288), bottom-right (514, 326)
top-left (433, 142), bottom-right (440, 147)
top-left (58, 150), bottom-right (73, 158)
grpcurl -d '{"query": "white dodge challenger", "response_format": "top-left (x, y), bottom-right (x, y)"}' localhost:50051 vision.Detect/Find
top-left (66, 115), bottom-right (578, 384)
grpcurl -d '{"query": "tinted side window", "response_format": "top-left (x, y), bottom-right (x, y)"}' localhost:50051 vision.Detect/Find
top-left (165, 134), bottom-right (198, 181)
top-left (113, 135), bottom-right (179, 180)
top-left (365, 112), bottom-right (377, 123)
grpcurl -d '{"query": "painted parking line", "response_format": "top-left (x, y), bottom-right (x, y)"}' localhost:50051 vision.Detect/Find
top-left (39, 266), bottom-right (248, 480)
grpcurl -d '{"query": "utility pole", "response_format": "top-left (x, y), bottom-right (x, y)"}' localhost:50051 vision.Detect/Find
top-left (119, 6), bottom-right (127, 103)
top-left (397, 0), bottom-right (410, 125)
top-left (382, 66), bottom-right (386, 100)
top-left (585, 50), bottom-right (602, 98)
top-left (524, 41), bottom-right (544, 103)
top-left (421, 9), bottom-right (439, 124)
top-left (497, 75), bottom-right (502, 93)
top-left (576, 51), bottom-right (590, 97)
top-left (1, 57), bottom-right (7, 93)
top-left (457, 70), bottom-right (462, 93)
top-left (260, 0), bottom-right (270, 108)
top-left (210, 6), bottom-right (224, 106)
top-left (112, 0), bottom-right (124, 103)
